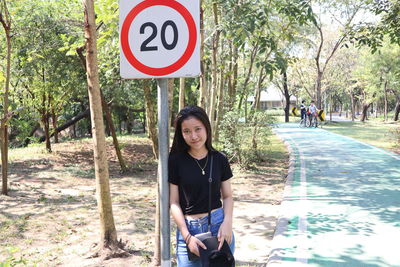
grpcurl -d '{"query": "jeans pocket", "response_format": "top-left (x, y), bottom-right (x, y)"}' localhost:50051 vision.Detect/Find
top-left (210, 209), bottom-right (224, 235)
top-left (186, 221), bottom-right (202, 236)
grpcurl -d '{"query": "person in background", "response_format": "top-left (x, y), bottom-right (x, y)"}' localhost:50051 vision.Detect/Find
top-left (308, 100), bottom-right (318, 118)
top-left (168, 105), bottom-right (235, 267)
top-left (308, 100), bottom-right (319, 126)
top-left (300, 100), bottom-right (307, 121)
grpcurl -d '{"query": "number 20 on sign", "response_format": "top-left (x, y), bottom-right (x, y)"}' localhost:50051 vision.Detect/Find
top-left (119, 0), bottom-right (200, 79)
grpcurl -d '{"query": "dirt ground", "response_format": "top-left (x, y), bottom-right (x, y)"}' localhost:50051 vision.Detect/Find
top-left (0, 135), bottom-right (288, 267)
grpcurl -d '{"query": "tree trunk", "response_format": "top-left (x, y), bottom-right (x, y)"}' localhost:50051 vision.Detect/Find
top-left (24, 123), bottom-right (40, 147)
top-left (126, 116), bottom-right (132, 134)
top-left (101, 93), bottom-right (128, 173)
top-left (228, 44), bottom-right (238, 111)
top-left (313, 6), bottom-right (358, 109)
top-left (314, 23), bottom-right (324, 109)
top-left (1, 2), bottom-right (11, 195)
top-left (251, 115), bottom-right (259, 156)
top-left (251, 85), bottom-right (261, 112)
top-left (143, 80), bottom-right (159, 159)
top-left (42, 112), bottom-right (52, 153)
top-left (37, 108), bottom-right (90, 143)
top-left (350, 89), bottom-right (355, 121)
top-left (77, 19), bottom-right (127, 173)
top-left (244, 91), bottom-right (249, 123)
top-left (51, 109), bottom-right (59, 143)
top-left (330, 94), bottom-right (333, 122)
top-left (227, 44), bottom-right (233, 110)
top-left (315, 71), bottom-right (322, 109)
top-left (208, 1), bottom-right (220, 134)
top-left (360, 103), bottom-right (371, 122)
top-left (237, 45), bottom-right (258, 110)
top-left (179, 78), bottom-right (185, 111)
top-left (393, 95), bottom-right (400, 121)
top-left (82, 0), bottom-right (121, 255)
top-left (282, 71), bottom-right (290, 123)
top-left (41, 92), bottom-right (52, 152)
top-left (214, 68), bottom-right (225, 142)
top-left (104, 117), bottom-right (111, 137)
top-left (383, 81), bottom-right (388, 121)
top-left (168, 79), bottom-right (174, 127)
top-left (252, 69), bottom-right (263, 111)
top-left (198, 0), bottom-right (206, 109)
top-left (142, 117), bottom-right (146, 133)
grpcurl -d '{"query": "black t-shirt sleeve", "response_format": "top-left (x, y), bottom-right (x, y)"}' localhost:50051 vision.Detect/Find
top-left (220, 152), bottom-right (233, 181)
top-left (168, 154), bottom-right (179, 185)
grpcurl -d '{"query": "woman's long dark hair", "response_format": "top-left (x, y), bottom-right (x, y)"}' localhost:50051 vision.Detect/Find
top-left (170, 106), bottom-right (215, 154)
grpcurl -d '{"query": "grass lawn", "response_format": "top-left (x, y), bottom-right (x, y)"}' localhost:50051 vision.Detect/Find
top-left (323, 120), bottom-right (400, 153)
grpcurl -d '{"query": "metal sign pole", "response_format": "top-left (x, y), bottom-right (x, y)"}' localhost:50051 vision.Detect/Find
top-left (157, 78), bottom-right (171, 267)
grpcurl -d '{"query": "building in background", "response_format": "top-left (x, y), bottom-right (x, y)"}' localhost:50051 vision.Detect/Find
top-left (247, 86), bottom-right (297, 110)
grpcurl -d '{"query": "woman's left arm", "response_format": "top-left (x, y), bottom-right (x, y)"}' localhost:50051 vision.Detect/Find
top-left (218, 179), bottom-right (233, 250)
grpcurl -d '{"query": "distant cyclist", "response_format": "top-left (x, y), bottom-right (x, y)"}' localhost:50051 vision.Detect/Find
top-left (308, 101), bottom-right (318, 117)
top-left (308, 100), bottom-right (318, 127)
top-left (300, 100), bottom-right (307, 121)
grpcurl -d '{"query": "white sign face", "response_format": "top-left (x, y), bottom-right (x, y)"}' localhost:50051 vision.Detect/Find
top-left (119, 0), bottom-right (200, 79)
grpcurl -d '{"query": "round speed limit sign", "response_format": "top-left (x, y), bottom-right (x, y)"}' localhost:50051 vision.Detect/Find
top-left (119, 0), bottom-right (200, 79)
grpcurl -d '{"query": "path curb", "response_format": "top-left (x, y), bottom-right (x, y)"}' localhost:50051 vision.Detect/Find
top-left (267, 130), bottom-right (296, 266)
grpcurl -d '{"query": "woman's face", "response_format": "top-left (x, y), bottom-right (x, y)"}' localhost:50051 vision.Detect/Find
top-left (181, 116), bottom-right (207, 152)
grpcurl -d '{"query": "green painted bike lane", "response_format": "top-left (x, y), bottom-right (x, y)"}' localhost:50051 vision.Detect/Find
top-left (267, 123), bottom-right (400, 267)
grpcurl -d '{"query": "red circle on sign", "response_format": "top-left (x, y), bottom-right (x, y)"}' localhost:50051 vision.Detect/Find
top-left (121, 0), bottom-right (197, 76)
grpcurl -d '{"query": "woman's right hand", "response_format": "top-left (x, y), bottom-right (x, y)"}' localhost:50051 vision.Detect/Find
top-left (187, 235), bottom-right (207, 257)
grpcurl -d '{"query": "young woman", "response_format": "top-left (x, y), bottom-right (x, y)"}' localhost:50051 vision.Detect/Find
top-left (168, 106), bottom-right (235, 266)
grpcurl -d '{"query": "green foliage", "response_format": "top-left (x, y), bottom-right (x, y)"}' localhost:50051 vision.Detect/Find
top-left (392, 126), bottom-right (400, 149)
top-left (349, 0), bottom-right (400, 51)
top-left (276, 0), bottom-right (317, 26)
top-left (353, 39), bottom-right (400, 105)
top-left (264, 109), bottom-right (286, 116)
top-left (0, 71), bottom-right (4, 85)
top-left (9, 0), bottom-right (87, 143)
top-left (0, 247), bottom-right (31, 267)
top-left (219, 110), bottom-right (276, 169)
top-left (1, 0), bottom-right (398, 149)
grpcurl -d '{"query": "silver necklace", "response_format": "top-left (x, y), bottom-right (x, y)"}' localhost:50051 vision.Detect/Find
top-left (192, 153), bottom-right (208, 175)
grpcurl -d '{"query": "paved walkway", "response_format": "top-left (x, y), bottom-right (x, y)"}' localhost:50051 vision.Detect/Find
top-left (268, 123), bottom-right (400, 267)
top-left (326, 113), bottom-right (353, 122)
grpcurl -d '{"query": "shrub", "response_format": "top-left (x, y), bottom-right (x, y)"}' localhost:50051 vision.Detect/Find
top-left (219, 110), bottom-right (276, 168)
top-left (392, 126), bottom-right (400, 149)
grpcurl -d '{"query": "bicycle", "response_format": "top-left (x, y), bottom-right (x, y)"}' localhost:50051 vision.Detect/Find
top-left (299, 117), bottom-right (310, 128)
top-left (309, 114), bottom-right (318, 128)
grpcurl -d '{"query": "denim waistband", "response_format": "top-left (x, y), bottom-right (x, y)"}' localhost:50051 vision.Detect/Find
top-left (185, 207), bottom-right (223, 225)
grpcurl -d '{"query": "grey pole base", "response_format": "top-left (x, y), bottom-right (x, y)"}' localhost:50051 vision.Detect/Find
top-left (157, 78), bottom-right (171, 267)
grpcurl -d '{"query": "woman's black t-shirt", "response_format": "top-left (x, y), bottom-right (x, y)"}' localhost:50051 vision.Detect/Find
top-left (168, 150), bottom-right (233, 215)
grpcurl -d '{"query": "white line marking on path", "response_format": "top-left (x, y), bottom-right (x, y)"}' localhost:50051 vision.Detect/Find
top-left (269, 129), bottom-right (310, 266)
top-left (269, 126), bottom-right (400, 266)
top-left (290, 136), bottom-right (309, 264)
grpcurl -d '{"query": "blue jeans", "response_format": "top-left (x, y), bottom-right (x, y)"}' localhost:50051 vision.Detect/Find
top-left (175, 208), bottom-right (235, 267)
top-left (301, 111), bottom-right (306, 120)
